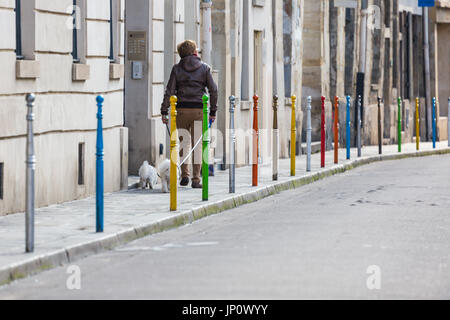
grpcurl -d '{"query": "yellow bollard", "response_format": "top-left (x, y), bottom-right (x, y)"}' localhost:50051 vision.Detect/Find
top-left (291, 95), bottom-right (296, 176)
top-left (170, 96), bottom-right (178, 211)
top-left (416, 97), bottom-right (420, 151)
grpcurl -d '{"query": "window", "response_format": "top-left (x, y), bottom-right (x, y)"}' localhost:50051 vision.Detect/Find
top-left (78, 143), bottom-right (85, 185)
top-left (283, 1), bottom-right (292, 98)
top-left (72, 0), bottom-right (79, 62)
top-left (0, 163), bottom-right (3, 200)
top-left (241, 0), bottom-right (250, 101)
top-left (108, 0), bottom-right (121, 63)
top-left (15, 0), bottom-right (35, 60)
top-left (109, 0), bottom-right (113, 61)
top-left (384, 0), bottom-right (391, 27)
top-left (15, 0), bottom-right (23, 59)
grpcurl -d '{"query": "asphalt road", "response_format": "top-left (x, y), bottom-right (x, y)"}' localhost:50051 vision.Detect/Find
top-left (1, 155), bottom-right (450, 299)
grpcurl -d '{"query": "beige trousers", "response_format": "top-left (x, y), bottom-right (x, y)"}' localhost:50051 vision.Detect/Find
top-left (176, 108), bottom-right (203, 183)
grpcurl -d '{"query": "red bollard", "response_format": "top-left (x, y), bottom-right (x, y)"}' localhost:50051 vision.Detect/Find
top-left (321, 96), bottom-right (326, 168)
top-left (334, 96), bottom-right (339, 164)
top-left (252, 94), bottom-right (259, 186)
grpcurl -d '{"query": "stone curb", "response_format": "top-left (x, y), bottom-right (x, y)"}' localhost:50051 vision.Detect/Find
top-left (1, 147), bottom-right (450, 286)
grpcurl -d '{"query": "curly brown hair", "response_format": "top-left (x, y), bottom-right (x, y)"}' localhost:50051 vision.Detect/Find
top-left (177, 40), bottom-right (197, 58)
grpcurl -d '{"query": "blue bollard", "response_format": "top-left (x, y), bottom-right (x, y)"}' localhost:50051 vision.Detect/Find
top-left (96, 95), bottom-right (104, 232)
top-left (432, 97), bottom-right (436, 149)
top-left (346, 96), bottom-right (351, 160)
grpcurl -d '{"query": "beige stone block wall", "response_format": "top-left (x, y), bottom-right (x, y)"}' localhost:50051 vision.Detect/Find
top-left (35, 11), bottom-right (72, 53)
top-left (86, 20), bottom-right (110, 57)
top-left (438, 117), bottom-right (448, 142)
top-left (0, 5), bottom-right (15, 50)
top-left (36, 0), bottom-right (72, 13)
top-left (363, 103), bottom-right (384, 145)
top-left (0, 1), bottom-right (126, 215)
top-left (0, 127), bottom-right (125, 215)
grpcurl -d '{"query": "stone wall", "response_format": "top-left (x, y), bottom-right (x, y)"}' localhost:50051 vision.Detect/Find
top-left (0, 0), bottom-right (127, 215)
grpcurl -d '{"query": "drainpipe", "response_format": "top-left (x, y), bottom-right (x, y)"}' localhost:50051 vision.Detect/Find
top-left (355, 0), bottom-right (368, 140)
top-left (201, 0), bottom-right (214, 172)
top-left (201, 0), bottom-right (212, 66)
top-left (423, 7), bottom-right (432, 141)
top-left (359, 0), bottom-right (368, 74)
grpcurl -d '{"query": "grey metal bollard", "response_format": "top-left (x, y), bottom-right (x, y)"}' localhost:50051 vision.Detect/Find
top-left (357, 95), bottom-right (362, 158)
top-left (448, 98), bottom-right (450, 147)
top-left (25, 94), bottom-right (36, 253)
top-left (229, 96), bottom-right (236, 193)
top-left (272, 96), bottom-right (279, 181)
top-left (306, 96), bottom-right (312, 172)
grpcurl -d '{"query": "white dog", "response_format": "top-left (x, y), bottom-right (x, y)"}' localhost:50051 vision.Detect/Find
top-left (138, 161), bottom-right (158, 190)
top-left (158, 159), bottom-right (180, 193)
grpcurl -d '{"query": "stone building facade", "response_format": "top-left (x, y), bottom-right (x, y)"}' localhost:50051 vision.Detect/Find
top-left (0, 0), bottom-right (127, 215)
top-left (2, 0), bottom-right (448, 216)
top-left (212, 0), bottom-right (304, 167)
top-left (303, 0), bottom-right (450, 150)
top-left (125, 0), bottom-right (305, 173)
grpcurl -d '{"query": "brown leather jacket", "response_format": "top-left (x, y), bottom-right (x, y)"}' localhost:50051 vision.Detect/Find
top-left (161, 55), bottom-right (218, 116)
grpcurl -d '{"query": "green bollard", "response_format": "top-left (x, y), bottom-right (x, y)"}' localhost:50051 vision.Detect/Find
top-left (398, 97), bottom-right (402, 153)
top-left (202, 95), bottom-right (209, 201)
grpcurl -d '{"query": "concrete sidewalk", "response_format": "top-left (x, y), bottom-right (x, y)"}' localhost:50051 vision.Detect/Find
top-left (1, 141), bottom-right (449, 285)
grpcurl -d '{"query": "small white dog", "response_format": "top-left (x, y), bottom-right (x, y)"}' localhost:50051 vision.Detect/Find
top-left (138, 161), bottom-right (158, 190)
top-left (158, 159), bottom-right (180, 193)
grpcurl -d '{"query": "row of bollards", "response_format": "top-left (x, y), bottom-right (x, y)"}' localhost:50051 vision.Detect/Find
top-left (223, 93), bottom-right (444, 204)
top-left (21, 93), bottom-right (448, 252)
top-left (169, 94), bottom-right (211, 210)
top-left (23, 94), bottom-right (106, 252)
top-left (99, 94), bottom-right (447, 225)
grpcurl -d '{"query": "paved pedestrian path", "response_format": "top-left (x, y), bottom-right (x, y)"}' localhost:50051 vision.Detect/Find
top-left (0, 141), bottom-right (449, 285)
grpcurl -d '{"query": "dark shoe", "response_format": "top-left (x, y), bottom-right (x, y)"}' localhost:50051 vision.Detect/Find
top-left (180, 177), bottom-right (190, 186)
top-left (192, 181), bottom-right (202, 189)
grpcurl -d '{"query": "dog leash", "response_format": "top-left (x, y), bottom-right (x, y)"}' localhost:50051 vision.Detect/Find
top-left (165, 120), bottom-right (213, 168)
